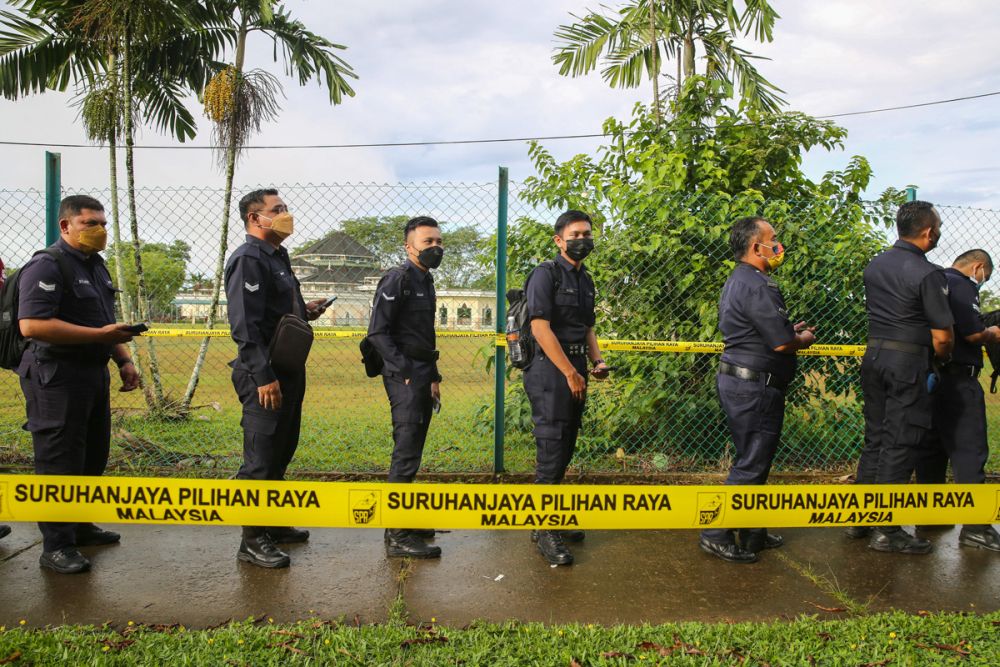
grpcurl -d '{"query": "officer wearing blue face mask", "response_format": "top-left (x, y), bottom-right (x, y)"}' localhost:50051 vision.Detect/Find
top-left (914, 249), bottom-right (1000, 551)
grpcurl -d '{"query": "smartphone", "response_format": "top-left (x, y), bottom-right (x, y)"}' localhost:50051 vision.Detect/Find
top-left (123, 322), bottom-right (149, 335)
top-left (591, 366), bottom-right (615, 374)
top-left (432, 396), bottom-right (441, 414)
top-left (321, 295), bottom-right (338, 309)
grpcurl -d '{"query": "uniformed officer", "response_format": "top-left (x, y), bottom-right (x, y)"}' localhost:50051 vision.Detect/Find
top-left (523, 210), bottom-right (609, 566)
top-left (849, 200), bottom-right (954, 554)
top-left (699, 216), bottom-right (815, 564)
top-left (225, 188), bottom-right (329, 569)
top-left (367, 216), bottom-right (444, 559)
top-left (0, 258), bottom-right (8, 543)
top-left (914, 249), bottom-right (1000, 551)
top-left (16, 195), bottom-right (140, 574)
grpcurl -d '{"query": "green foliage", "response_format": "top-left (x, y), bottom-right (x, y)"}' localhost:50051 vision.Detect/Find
top-left (107, 240), bottom-right (190, 320)
top-left (507, 77), bottom-right (904, 463)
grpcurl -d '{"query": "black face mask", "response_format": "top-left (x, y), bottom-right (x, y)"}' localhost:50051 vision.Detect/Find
top-left (418, 246), bottom-right (444, 269)
top-left (564, 237), bottom-right (594, 261)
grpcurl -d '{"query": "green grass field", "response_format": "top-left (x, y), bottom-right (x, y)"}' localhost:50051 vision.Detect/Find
top-left (1, 611), bottom-right (996, 665)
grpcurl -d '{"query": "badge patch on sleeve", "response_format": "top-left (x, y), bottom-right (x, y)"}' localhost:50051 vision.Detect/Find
top-left (381, 293), bottom-right (396, 302)
top-left (245, 282), bottom-right (260, 293)
top-left (38, 281), bottom-right (56, 292)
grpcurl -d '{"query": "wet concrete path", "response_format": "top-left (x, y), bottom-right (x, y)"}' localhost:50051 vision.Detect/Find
top-left (2, 524), bottom-right (998, 627)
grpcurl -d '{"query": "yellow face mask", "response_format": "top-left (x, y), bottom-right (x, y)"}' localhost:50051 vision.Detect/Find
top-left (77, 226), bottom-right (108, 253)
top-left (258, 211), bottom-right (294, 239)
top-left (756, 242), bottom-right (785, 270)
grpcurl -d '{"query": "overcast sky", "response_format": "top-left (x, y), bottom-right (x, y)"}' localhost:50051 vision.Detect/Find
top-left (0, 0), bottom-right (998, 207)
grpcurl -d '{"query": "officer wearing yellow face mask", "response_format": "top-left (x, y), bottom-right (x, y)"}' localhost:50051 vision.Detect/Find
top-left (16, 195), bottom-right (141, 574)
top-left (224, 188), bottom-right (329, 569)
top-left (699, 217), bottom-right (816, 564)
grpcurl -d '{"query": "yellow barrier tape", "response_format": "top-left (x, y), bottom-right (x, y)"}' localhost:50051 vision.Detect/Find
top-left (145, 328), bottom-right (868, 356)
top-left (1, 476), bottom-right (996, 530)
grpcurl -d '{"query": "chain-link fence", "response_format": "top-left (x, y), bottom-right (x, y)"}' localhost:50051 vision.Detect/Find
top-left (0, 180), bottom-right (998, 477)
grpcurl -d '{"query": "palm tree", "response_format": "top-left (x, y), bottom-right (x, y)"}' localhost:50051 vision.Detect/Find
top-left (0, 0), bottom-right (224, 411)
top-left (181, 0), bottom-right (356, 412)
top-left (552, 0), bottom-right (784, 115)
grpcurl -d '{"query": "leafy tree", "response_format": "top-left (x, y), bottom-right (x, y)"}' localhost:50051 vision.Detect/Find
top-left (507, 77), bottom-right (903, 466)
top-left (553, 0), bottom-right (784, 117)
top-left (107, 240), bottom-right (191, 320)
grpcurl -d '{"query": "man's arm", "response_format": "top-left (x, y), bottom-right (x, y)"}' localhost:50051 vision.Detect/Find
top-left (19, 318), bottom-right (134, 345)
top-left (748, 284), bottom-right (815, 354)
top-left (920, 271), bottom-right (956, 362)
top-left (366, 271), bottom-right (411, 379)
top-left (225, 255), bottom-right (275, 386)
top-left (931, 327), bottom-right (954, 361)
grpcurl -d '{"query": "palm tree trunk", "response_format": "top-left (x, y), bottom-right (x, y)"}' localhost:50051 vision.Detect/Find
top-left (648, 0), bottom-right (661, 125)
top-left (683, 16), bottom-right (695, 80)
top-left (181, 15), bottom-right (249, 412)
top-left (122, 16), bottom-right (166, 409)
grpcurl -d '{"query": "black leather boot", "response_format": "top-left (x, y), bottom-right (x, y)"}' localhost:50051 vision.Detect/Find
top-left (0, 525), bottom-right (10, 540)
top-left (743, 532), bottom-right (783, 554)
top-left (535, 530), bottom-right (574, 565)
top-left (868, 527), bottom-right (932, 554)
top-left (238, 533), bottom-right (291, 568)
top-left (39, 547), bottom-right (91, 574)
top-left (75, 523), bottom-right (121, 546)
top-left (411, 529), bottom-right (436, 540)
top-left (266, 527), bottom-right (310, 543)
top-left (531, 529), bottom-right (585, 543)
top-left (385, 529), bottom-right (441, 559)
top-left (845, 526), bottom-right (872, 539)
top-left (699, 539), bottom-right (758, 564)
top-left (958, 525), bottom-right (1000, 551)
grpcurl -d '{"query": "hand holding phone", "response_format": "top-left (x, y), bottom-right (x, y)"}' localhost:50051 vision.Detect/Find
top-left (321, 295), bottom-right (338, 309)
top-left (122, 322), bottom-right (149, 335)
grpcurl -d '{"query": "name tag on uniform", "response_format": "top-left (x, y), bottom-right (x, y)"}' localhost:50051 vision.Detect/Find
top-left (77, 279), bottom-right (90, 285)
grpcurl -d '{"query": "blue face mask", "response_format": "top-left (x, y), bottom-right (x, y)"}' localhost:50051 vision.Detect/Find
top-left (973, 266), bottom-right (988, 289)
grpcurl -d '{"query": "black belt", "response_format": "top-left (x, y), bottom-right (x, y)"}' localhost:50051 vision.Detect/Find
top-left (867, 338), bottom-right (929, 355)
top-left (562, 343), bottom-right (588, 357)
top-left (718, 361), bottom-right (789, 391)
top-left (942, 363), bottom-right (981, 378)
top-left (401, 345), bottom-right (439, 362)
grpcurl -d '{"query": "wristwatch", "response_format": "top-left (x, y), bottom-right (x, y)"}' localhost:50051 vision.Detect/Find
top-left (592, 358), bottom-right (605, 367)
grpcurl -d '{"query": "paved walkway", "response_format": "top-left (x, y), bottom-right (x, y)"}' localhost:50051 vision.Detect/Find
top-left (2, 524), bottom-right (998, 627)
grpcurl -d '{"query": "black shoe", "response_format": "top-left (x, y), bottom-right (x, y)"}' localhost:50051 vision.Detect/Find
top-left (238, 534), bottom-right (290, 568)
top-left (868, 528), bottom-right (932, 555)
top-left (917, 524), bottom-right (954, 532)
top-left (0, 525), bottom-right (10, 540)
top-left (743, 533), bottom-right (783, 554)
top-left (699, 539), bottom-right (758, 564)
top-left (266, 527), bottom-right (310, 544)
top-left (39, 548), bottom-right (91, 574)
top-left (530, 529), bottom-right (585, 543)
top-left (411, 529), bottom-right (436, 540)
top-left (385, 529), bottom-right (441, 559)
top-left (958, 525), bottom-right (1000, 552)
top-left (75, 524), bottom-right (121, 547)
top-left (535, 530), bottom-right (574, 565)
top-left (845, 526), bottom-right (872, 539)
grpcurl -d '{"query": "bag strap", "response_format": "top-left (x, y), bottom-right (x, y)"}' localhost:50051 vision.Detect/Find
top-left (35, 247), bottom-right (76, 293)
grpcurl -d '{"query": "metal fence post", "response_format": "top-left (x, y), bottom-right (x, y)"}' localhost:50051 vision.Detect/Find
top-left (905, 186), bottom-right (918, 202)
top-left (493, 167), bottom-right (509, 474)
top-left (44, 151), bottom-right (61, 245)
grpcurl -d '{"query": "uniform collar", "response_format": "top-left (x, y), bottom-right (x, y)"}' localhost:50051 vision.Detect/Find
top-left (55, 237), bottom-right (98, 263)
top-left (555, 253), bottom-right (584, 273)
top-left (893, 239), bottom-right (926, 256)
top-left (245, 234), bottom-right (278, 256)
top-left (404, 259), bottom-right (431, 283)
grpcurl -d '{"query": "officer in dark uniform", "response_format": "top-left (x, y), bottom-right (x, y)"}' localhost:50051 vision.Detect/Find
top-left (225, 188), bottom-right (329, 569)
top-left (849, 200), bottom-right (954, 554)
top-left (17, 195), bottom-right (140, 574)
top-left (0, 259), bottom-right (8, 543)
top-left (367, 216), bottom-right (445, 559)
top-left (914, 249), bottom-right (1000, 550)
top-left (523, 210), bottom-right (609, 566)
top-left (700, 216), bottom-right (816, 564)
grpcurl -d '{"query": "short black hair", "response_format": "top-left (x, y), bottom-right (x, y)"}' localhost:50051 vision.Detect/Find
top-left (554, 210), bottom-right (593, 235)
top-left (59, 194), bottom-right (104, 219)
top-left (896, 200), bottom-right (938, 239)
top-left (403, 216), bottom-right (439, 241)
top-left (239, 188), bottom-right (279, 228)
top-left (954, 248), bottom-right (993, 271)
top-left (729, 216), bottom-right (765, 260)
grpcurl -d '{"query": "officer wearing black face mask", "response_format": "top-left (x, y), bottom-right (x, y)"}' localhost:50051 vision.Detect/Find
top-left (523, 210), bottom-right (609, 566)
top-left (699, 216), bottom-right (816, 564)
top-left (913, 249), bottom-right (1000, 551)
top-left (849, 200), bottom-right (954, 555)
top-left (367, 216), bottom-right (444, 559)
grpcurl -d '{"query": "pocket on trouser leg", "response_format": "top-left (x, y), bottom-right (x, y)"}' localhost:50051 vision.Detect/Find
top-left (241, 411), bottom-right (279, 435)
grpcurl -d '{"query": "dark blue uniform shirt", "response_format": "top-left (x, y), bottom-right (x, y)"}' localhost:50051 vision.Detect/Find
top-left (863, 240), bottom-right (953, 346)
top-left (367, 260), bottom-right (440, 384)
top-left (943, 267), bottom-right (986, 367)
top-left (719, 262), bottom-right (797, 382)
top-left (526, 254), bottom-right (596, 345)
top-left (16, 237), bottom-right (117, 364)
top-left (225, 235), bottom-right (307, 386)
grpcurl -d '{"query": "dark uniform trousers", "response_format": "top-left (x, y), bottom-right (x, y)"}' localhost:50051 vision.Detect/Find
top-left (524, 354), bottom-right (588, 484)
top-left (702, 372), bottom-right (785, 545)
top-left (856, 345), bottom-right (935, 485)
top-left (915, 372), bottom-right (988, 485)
top-left (19, 351), bottom-right (111, 552)
top-left (232, 367), bottom-right (305, 485)
top-left (383, 374), bottom-right (434, 483)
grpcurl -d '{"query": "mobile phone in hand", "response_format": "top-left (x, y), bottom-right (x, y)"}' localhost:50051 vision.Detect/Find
top-left (432, 396), bottom-right (441, 414)
top-left (123, 322), bottom-right (149, 335)
top-left (591, 366), bottom-right (614, 374)
top-left (321, 295), bottom-right (338, 309)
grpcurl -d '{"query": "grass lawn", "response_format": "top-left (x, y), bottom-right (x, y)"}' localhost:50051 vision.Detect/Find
top-left (0, 611), bottom-right (996, 665)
